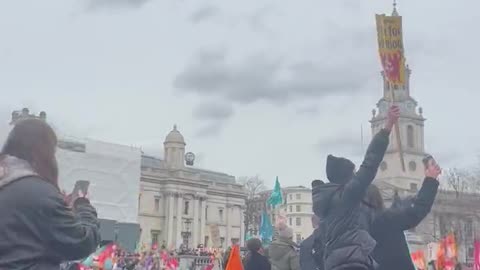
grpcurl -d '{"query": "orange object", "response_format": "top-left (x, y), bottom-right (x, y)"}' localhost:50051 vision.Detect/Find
top-left (225, 245), bottom-right (243, 270)
top-left (445, 233), bottom-right (457, 259)
top-left (436, 239), bottom-right (446, 270)
top-left (411, 250), bottom-right (426, 270)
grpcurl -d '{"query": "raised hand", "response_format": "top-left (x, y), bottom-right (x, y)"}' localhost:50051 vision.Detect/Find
top-left (425, 160), bottom-right (442, 179)
top-left (385, 105), bottom-right (400, 132)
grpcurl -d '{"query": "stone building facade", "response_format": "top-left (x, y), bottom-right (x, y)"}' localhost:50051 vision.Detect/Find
top-left (370, 63), bottom-right (480, 263)
top-left (138, 126), bottom-right (247, 249)
top-left (248, 186), bottom-right (314, 243)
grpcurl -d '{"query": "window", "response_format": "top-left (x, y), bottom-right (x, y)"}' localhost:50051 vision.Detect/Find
top-left (296, 194), bottom-right (301, 200)
top-left (468, 247), bottom-right (475, 259)
top-left (289, 194), bottom-right (293, 200)
top-left (410, 183), bottom-right (418, 192)
top-left (439, 216), bottom-right (447, 237)
top-left (219, 209), bottom-right (224, 222)
top-left (407, 125), bottom-right (414, 148)
top-left (184, 201), bottom-right (190, 215)
top-left (154, 197), bottom-right (160, 212)
top-left (220, 237), bottom-right (225, 248)
top-left (289, 205), bottom-right (293, 212)
top-left (205, 206), bottom-right (209, 221)
top-left (289, 218), bottom-right (292, 226)
top-left (296, 234), bottom-right (302, 244)
top-left (465, 219), bottom-right (473, 238)
top-left (204, 236), bottom-right (209, 246)
top-left (151, 230), bottom-right (160, 246)
top-left (296, 205), bottom-right (301, 212)
top-left (296, 217), bottom-right (301, 226)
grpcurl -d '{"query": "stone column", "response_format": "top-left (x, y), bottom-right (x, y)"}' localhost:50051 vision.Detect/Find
top-left (166, 193), bottom-right (175, 247)
top-left (200, 197), bottom-right (206, 247)
top-left (226, 204), bottom-right (232, 247)
top-left (193, 197), bottom-right (200, 247)
top-left (176, 193), bottom-right (183, 249)
top-left (240, 205), bottom-right (245, 246)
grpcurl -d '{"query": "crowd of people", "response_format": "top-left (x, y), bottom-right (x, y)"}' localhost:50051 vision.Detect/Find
top-left (0, 105), bottom-right (450, 270)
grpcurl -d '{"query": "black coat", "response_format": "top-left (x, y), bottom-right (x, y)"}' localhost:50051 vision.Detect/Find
top-left (371, 178), bottom-right (439, 270)
top-left (312, 129), bottom-right (390, 270)
top-left (300, 233), bottom-right (321, 270)
top-left (244, 251), bottom-right (271, 270)
top-left (0, 156), bottom-right (100, 270)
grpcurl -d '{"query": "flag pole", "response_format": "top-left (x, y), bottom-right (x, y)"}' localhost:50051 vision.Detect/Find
top-left (390, 88), bottom-right (406, 172)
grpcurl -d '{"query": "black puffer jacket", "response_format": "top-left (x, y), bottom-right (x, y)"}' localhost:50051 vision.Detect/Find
top-left (371, 178), bottom-right (439, 270)
top-left (0, 155), bottom-right (100, 270)
top-left (312, 129), bottom-right (390, 270)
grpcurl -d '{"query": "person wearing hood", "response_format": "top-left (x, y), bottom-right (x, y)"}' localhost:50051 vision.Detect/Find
top-left (243, 238), bottom-right (271, 270)
top-left (0, 118), bottom-right (100, 270)
top-left (311, 105), bottom-right (400, 270)
top-left (368, 156), bottom-right (441, 270)
top-left (268, 225), bottom-right (300, 270)
top-left (300, 214), bottom-right (321, 270)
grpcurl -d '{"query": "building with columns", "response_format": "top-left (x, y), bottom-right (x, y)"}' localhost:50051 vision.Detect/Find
top-left (138, 126), bottom-right (247, 249)
top-left (249, 186), bottom-right (314, 244)
top-left (371, 7), bottom-right (480, 265)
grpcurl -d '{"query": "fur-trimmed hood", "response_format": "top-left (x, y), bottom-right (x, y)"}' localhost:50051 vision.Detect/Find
top-left (0, 155), bottom-right (38, 190)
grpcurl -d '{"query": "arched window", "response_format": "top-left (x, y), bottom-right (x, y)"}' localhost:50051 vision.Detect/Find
top-left (407, 125), bottom-right (414, 148)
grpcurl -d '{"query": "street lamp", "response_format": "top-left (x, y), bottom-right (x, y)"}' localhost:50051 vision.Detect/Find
top-left (181, 219), bottom-right (192, 249)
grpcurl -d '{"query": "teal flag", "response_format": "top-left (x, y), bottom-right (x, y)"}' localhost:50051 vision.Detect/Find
top-left (267, 177), bottom-right (283, 207)
top-left (259, 210), bottom-right (273, 244)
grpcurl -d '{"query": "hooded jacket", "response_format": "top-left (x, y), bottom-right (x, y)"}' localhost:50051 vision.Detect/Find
top-left (312, 129), bottom-right (390, 270)
top-left (371, 178), bottom-right (439, 270)
top-left (300, 231), bottom-right (321, 270)
top-left (268, 237), bottom-right (300, 270)
top-left (0, 155), bottom-right (100, 270)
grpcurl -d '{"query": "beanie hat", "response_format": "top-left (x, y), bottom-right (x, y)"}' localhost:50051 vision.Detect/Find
top-left (311, 179), bottom-right (324, 189)
top-left (326, 155), bottom-right (355, 184)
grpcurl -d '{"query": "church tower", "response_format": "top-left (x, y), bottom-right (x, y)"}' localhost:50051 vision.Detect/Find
top-left (163, 125), bottom-right (186, 169)
top-left (370, 5), bottom-right (427, 193)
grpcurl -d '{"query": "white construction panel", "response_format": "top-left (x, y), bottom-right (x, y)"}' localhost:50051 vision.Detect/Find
top-left (57, 138), bottom-right (141, 223)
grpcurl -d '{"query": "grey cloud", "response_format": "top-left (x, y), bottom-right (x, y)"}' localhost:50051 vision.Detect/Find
top-left (174, 48), bottom-right (373, 106)
top-left (85, 0), bottom-right (150, 10)
top-left (315, 133), bottom-right (365, 159)
top-left (193, 102), bottom-right (233, 121)
top-left (195, 121), bottom-right (225, 138)
top-left (192, 102), bottom-right (233, 137)
top-left (190, 5), bottom-right (219, 23)
top-left (296, 105), bottom-right (319, 115)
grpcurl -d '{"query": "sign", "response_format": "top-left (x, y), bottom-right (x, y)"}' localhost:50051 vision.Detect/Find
top-left (375, 14), bottom-right (406, 85)
top-left (209, 224), bottom-right (221, 248)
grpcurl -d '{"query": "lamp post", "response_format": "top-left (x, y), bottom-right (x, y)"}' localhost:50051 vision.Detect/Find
top-left (182, 218), bottom-right (192, 249)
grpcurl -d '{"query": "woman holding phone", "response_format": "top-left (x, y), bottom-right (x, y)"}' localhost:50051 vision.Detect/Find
top-left (365, 155), bottom-right (442, 270)
top-left (0, 118), bottom-right (100, 270)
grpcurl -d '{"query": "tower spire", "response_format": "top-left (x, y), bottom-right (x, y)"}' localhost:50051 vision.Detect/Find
top-left (392, 0), bottom-right (399, 16)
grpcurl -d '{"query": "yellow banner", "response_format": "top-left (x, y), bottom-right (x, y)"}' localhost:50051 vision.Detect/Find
top-left (375, 14), bottom-right (406, 85)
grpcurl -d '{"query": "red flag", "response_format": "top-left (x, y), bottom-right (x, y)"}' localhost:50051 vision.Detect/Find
top-left (436, 240), bottom-right (446, 270)
top-left (411, 250), bottom-right (426, 270)
top-left (474, 240), bottom-right (480, 270)
top-left (445, 233), bottom-right (457, 259)
top-left (225, 245), bottom-right (242, 270)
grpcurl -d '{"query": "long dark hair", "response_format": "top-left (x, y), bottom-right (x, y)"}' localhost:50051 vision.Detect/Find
top-left (363, 184), bottom-right (385, 211)
top-left (1, 118), bottom-right (59, 189)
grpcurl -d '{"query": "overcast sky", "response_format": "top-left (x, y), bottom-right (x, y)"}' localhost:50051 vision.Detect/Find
top-left (0, 0), bottom-right (478, 188)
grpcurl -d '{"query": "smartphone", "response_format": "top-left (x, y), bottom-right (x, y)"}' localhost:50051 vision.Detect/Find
top-left (72, 180), bottom-right (90, 196)
top-left (422, 154), bottom-right (437, 168)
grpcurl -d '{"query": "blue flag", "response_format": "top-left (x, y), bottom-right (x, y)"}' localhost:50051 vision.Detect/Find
top-left (259, 210), bottom-right (273, 244)
top-left (267, 177), bottom-right (283, 207)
